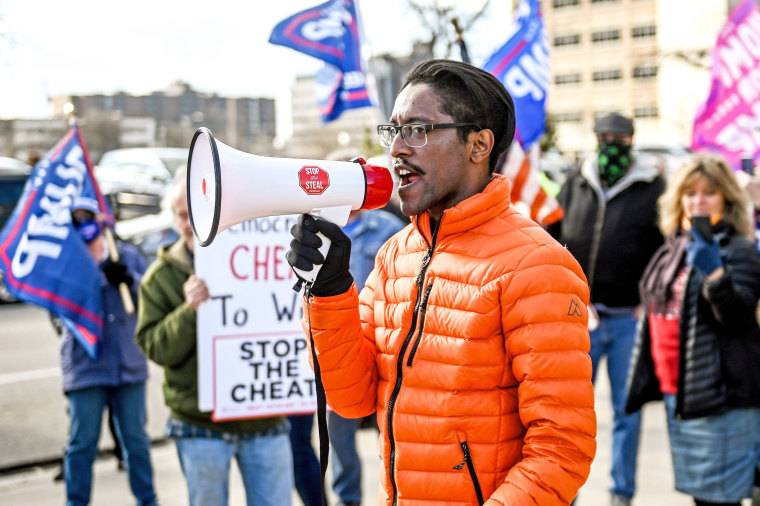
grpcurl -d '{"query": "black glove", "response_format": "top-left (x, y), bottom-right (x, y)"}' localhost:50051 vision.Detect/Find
top-left (101, 259), bottom-right (134, 287)
top-left (286, 214), bottom-right (353, 296)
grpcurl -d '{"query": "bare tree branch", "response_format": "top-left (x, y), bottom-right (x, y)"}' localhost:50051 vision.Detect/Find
top-left (406, 0), bottom-right (491, 59)
top-left (459, 1), bottom-right (490, 31)
top-left (667, 49), bottom-right (711, 70)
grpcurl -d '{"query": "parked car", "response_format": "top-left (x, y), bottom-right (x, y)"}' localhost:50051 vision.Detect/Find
top-left (0, 157), bottom-right (32, 302)
top-left (0, 157), bottom-right (31, 230)
top-left (633, 144), bottom-right (692, 177)
top-left (96, 147), bottom-right (188, 220)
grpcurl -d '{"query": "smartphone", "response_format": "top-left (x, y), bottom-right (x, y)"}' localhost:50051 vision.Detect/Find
top-left (741, 157), bottom-right (755, 175)
top-left (691, 215), bottom-right (713, 243)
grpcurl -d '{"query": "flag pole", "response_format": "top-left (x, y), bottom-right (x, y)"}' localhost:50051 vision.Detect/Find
top-left (451, 17), bottom-right (471, 64)
top-left (66, 106), bottom-right (135, 314)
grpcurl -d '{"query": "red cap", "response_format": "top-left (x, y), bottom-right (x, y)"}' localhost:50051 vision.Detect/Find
top-left (360, 161), bottom-right (393, 210)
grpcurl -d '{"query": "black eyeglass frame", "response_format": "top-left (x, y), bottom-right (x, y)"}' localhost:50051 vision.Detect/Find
top-left (376, 122), bottom-right (482, 148)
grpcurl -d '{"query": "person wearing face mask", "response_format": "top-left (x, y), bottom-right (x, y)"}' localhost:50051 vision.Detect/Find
top-left (626, 156), bottom-right (760, 506)
top-left (547, 112), bottom-right (665, 506)
top-left (62, 197), bottom-right (157, 506)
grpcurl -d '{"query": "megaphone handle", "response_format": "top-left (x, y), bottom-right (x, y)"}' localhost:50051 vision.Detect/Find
top-left (292, 205), bottom-right (352, 285)
top-left (293, 233), bottom-right (331, 284)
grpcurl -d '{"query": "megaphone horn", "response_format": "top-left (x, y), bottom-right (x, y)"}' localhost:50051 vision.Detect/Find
top-left (187, 127), bottom-right (393, 284)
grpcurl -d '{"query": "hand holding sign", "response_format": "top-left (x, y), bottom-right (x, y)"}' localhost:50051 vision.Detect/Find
top-left (184, 275), bottom-right (210, 311)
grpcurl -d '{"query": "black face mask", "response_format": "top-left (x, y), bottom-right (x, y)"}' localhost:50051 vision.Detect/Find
top-left (597, 141), bottom-right (632, 187)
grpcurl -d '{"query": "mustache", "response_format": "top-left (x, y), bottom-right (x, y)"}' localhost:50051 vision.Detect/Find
top-left (393, 160), bottom-right (426, 176)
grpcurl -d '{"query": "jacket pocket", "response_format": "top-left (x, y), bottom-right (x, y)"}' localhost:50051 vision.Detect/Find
top-left (453, 440), bottom-right (484, 505)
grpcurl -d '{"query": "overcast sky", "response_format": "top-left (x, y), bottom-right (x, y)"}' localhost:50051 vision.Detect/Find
top-left (0, 0), bottom-right (515, 138)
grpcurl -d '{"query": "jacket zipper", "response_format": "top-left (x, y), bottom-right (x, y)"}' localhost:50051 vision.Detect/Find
top-left (388, 218), bottom-right (440, 506)
top-left (407, 282), bottom-right (433, 366)
top-left (454, 441), bottom-right (484, 505)
top-left (586, 192), bottom-right (606, 291)
top-left (586, 172), bottom-right (649, 294)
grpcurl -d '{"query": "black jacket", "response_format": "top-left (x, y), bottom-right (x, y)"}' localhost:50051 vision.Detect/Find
top-left (626, 227), bottom-right (760, 419)
top-left (548, 156), bottom-right (665, 308)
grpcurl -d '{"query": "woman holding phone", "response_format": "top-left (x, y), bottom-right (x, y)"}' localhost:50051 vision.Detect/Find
top-left (625, 155), bottom-right (760, 506)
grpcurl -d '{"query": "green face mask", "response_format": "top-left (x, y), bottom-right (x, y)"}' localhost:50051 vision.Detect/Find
top-left (597, 141), bottom-right (632, 187)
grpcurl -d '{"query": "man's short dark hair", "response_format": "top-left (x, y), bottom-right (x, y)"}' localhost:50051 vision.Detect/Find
top-left (400, 59), bottom-right (516, 173)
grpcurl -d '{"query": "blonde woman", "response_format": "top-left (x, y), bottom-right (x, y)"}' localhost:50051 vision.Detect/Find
top-left (626, 155), bottom-right (760, 506)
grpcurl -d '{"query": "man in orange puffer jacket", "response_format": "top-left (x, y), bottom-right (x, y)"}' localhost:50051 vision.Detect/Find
top-left (287, 59), bottom-right (596, 505)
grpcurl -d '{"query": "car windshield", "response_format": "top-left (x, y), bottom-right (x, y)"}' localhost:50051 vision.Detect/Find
top-left (157, 155), bottom-right (187, 174)
top-left (98, 149), bottom-right (188, 176)
top-left (98, 161), bottom-right (168, 180)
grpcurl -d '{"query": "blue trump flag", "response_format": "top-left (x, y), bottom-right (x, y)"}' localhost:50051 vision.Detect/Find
top-left (482, 0), bottom-right (549, 148)
top-left (269, 0), bottom-right (373, 122)
top-left (0, 126), bottom-right (111, 359)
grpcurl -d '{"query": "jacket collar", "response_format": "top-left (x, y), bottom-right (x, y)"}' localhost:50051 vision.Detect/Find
top-left (159, 239), bottom-right (194, 274)
top-left (412, 174), bottom-right (512, 241)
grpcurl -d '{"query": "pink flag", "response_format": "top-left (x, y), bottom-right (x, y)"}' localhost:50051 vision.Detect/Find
top-left (691, 0), bottom-right (760, 170)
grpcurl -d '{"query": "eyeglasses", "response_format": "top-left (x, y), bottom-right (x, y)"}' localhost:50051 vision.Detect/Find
top-left (377, 122), bottom-right (481, 148)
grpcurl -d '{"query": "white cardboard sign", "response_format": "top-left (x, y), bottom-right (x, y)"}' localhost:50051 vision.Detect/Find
top-left (194, 215), bottom-right (316, 420)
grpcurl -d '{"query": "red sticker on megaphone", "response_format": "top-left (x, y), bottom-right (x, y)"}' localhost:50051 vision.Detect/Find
top-left (298, 166), bottom-right (329, 195)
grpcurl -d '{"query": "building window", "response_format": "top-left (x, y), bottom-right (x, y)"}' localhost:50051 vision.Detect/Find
top-left (632, 25), bottom-right (657, 39)
top-left (633, 65), bottom-right (658, 79)
top-left (592, 69), bottom-right (623, 82)
top-left (553, 34), bottom-right (581, 47)
top-left (555, 73), bottom-right (582, 85)
top-left (634, 106), bottom-right (659, 118)
top-left (552, 0), bottom-right (579, 8)
top-left (553, 112), bottom-right (583, 123)
top-left (591, 29), bottom-right (621, 43)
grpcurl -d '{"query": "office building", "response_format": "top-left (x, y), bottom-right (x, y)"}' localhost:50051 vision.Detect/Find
top-left (544, 0), bottom-right (735, 154)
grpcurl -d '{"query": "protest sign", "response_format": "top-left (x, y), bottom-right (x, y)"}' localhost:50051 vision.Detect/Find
top-left (194, 215), bottom-right (317, 420)
top-left (212, 330), bottom-right (315, 420)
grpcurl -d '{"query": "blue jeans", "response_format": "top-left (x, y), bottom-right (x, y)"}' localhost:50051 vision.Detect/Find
top-left (288, 414), bottom-right (323, 506)
top-left (64, 383), bottom-right (156, 506)
top-left (589, 313), bottom-right (642, 499)
top-left (328, 411), bottom-right (363, 504)
top-left (174, 423), bottom-right (293, 506)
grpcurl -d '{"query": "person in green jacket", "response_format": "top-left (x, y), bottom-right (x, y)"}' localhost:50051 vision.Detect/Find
top-left (135, 167), bottom-right (293, 506)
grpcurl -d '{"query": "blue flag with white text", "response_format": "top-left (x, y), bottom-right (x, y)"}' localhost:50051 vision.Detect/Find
top-left (0, 126), bottom-right (111, 359)
top-left (269, 0), bottom-right (373, 122)
top-left (482, 0), bottom-right (549, 147)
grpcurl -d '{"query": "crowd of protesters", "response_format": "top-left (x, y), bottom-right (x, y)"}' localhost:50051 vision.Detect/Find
top-left (47, 59), bottom-right (760, 506)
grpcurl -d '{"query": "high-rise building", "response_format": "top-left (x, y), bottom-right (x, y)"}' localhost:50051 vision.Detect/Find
top-left (543, 0), bottom-right (732, 155)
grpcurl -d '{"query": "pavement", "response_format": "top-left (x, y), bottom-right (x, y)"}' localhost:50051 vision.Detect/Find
top-left (0, 364), bottom-right (751, 506)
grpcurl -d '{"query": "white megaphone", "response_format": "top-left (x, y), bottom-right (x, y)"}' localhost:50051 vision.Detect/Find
top-left (187, 127), bottom-right (394, 285)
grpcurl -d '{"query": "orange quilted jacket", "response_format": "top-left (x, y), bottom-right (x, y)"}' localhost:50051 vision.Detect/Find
top-left (304, 175), bottom-right (596, 505)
